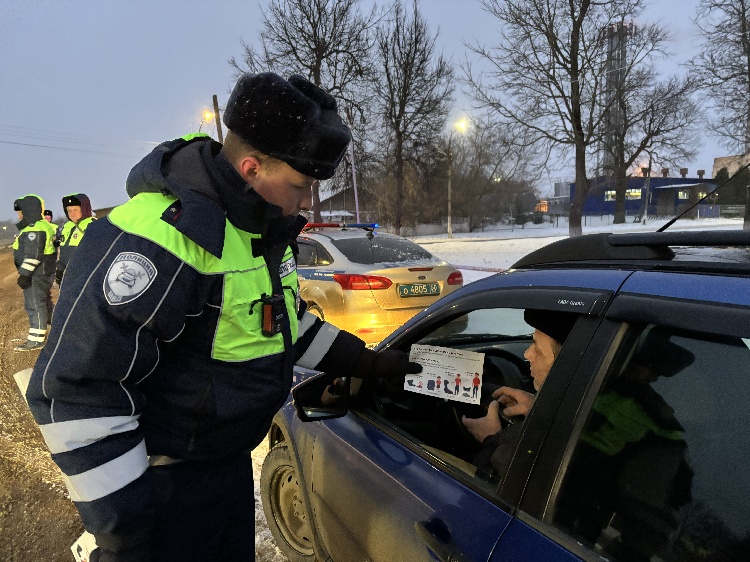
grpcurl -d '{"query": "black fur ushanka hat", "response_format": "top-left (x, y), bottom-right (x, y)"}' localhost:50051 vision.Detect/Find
top-left (223, 72), bottom-right (351, 180)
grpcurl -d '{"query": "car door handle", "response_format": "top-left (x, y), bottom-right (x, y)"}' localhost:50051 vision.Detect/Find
top-left (415, 518), bottom-right (470, 562)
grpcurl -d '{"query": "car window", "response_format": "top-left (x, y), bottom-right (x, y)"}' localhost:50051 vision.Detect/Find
top-left (297, 240), bottom-right (333, 266)
top-left (360, 307), bottom-right (536, 495)
top-left (297, 242), bottom-right (315, 266)
top-left (331, 236), bottom-right (435, 264)
top-left (551, 324), bottom-right (750, 561)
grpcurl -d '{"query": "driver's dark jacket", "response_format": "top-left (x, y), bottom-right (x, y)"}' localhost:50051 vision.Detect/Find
top-left (25, 137), bottom-right (364, 549)
top-left (475, 422), bottom-right (524, 479)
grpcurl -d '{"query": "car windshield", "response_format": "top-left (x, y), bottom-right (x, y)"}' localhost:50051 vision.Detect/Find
top-left (331, 236), bottom-right (435, 265)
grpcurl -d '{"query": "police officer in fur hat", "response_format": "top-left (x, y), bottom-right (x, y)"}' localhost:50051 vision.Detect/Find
top-left (55, 193), bottom-right (95, 286)
top-left (26, 73), bottom-right (421, 561)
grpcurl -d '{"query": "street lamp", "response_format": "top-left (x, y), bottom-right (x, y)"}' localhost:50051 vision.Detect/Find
top-left (446, 118), bottom-right (469, 239)
top-left (198, 110), bottom-right (214, 132)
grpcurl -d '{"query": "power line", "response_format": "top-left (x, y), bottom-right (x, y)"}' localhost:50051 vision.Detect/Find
top-left (0, 139), bottom-right (143, 157)
top-left (0, 124), bottom-right (159, 156)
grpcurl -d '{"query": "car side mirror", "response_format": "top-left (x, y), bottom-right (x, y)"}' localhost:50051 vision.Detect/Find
top-left (293, 373), bottom-right (349, 422)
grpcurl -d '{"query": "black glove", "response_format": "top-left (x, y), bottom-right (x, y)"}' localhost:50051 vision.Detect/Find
top-left (55, 269), bottom-right (64, 285)
top-left (353, 348), bottom-right (423, 379)
top-left (17, 275), bottom-right (32, 289)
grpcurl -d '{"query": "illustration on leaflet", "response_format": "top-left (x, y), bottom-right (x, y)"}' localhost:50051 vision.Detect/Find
top-left (406, 344), bottom-right (485, 405)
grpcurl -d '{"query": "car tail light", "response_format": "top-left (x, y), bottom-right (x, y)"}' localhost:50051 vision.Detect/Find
top-left (333, 273), bottom-right (393, 290)
top-left (447, 271), bottom-right (463, 285)
top-left (408, 267), bottom-right (433, 272)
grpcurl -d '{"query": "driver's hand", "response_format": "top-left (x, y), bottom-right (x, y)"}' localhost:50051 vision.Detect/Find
top-left (462, 401), bottom-right (503, 443)
top-left (493, 386), bottom-right (535, 418)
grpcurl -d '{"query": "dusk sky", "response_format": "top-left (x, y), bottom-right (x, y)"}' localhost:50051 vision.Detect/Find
top-left (1, 0), bottom-right (715, 219)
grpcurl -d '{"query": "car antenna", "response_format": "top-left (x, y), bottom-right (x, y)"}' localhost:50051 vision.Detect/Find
top-left (658, 161), bottom-right (750, 232)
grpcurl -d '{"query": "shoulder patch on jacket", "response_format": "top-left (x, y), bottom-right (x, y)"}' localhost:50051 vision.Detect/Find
top-left (279, 255), bottom-right (296, 279)
top-left (103, 252), bottom-right (158, 305)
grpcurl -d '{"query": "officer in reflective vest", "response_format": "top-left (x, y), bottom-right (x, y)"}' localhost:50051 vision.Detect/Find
top-left (12, 194), bottom-right (56, 351)
top-left (55, 193), bottom-right (94, 285)
top-left (26, 73), bottom-right (422, 561)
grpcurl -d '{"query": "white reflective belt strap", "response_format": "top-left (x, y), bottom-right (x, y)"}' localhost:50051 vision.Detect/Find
top-left (12, 368), bottom-right (33, 403)
top-left (297, 311), bottom-right (318, 339)
top-left (39, 415), bottom-right (140, 455)
top-left (296, 323), bottom-right (340, 370)
top-left (62, 440), bottom-right (148, 503)
top-left (28, 328), bottom-right (46, 342)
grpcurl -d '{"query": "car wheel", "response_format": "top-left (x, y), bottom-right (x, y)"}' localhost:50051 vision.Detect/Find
top-left (307, 304), bottom-right (324, 321)
top-left (261, 443), bottom-right (317, 562)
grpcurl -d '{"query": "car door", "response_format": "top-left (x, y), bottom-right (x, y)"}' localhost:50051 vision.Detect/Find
top-left (498, 270), bottom-right (750, 561)
top-left (305, 270), bottom-right (626, 562)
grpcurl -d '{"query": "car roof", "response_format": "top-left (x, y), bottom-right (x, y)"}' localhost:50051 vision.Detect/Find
top-left (511, 230), bottom-right (750, 275)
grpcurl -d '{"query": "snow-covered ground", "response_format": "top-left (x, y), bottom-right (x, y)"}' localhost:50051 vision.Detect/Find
top-left (252, 215), bottom-right (744, 561)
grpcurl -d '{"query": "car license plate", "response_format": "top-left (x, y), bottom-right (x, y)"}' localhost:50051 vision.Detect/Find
top-left (398, 282), bottom-right (440, 297)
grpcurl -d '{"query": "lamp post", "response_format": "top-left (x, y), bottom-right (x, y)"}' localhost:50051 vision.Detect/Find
top-left (447, 148), bottom-right (453, 238)
top-left (446, 119), bottom-right (469, 239)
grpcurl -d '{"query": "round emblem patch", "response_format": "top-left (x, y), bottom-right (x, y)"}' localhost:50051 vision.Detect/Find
top-left (27, 232), bottom-right (37, 241)
top-left (103, 252), bottom-right (157, 305)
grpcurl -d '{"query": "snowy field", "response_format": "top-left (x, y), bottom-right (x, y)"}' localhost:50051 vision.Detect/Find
top-left (418, 215), bottom-right (744, 283)
top-left (252, 215), bottom-right (744, 561)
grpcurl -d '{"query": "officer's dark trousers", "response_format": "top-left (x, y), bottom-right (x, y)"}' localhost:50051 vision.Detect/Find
top-left (23, 271), bottom-right (54, 343)
top-left (150, 453), bottom-right (255, 561)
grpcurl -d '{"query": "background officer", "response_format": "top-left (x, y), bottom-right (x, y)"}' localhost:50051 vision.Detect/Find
top-left (12, 194), bottom-right (56, 351)
top-left (55, 193), bottom-right (94, 285)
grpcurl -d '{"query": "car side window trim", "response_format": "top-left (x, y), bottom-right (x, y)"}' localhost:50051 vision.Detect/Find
top-left (606, 293), bottom-right (750, 338)
top-left (381, 287), bottom-right (614, 350)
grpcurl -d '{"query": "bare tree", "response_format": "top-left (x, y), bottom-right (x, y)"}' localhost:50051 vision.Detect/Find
top-left (688, 1), bottom-right (750, 229)
top-left (230, 0), bottom-right (379, 221)
top-left (464, 0), bottom-right (648, 236)
top-left (688, 0), bottom-right (750, 153)
top-left (373, 0), bottom-right (453, 235)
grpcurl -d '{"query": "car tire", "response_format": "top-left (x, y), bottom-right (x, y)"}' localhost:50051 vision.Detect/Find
top-left (261, 443), bottom-right (317, 562)
top-left (307, 304), bottom-right (324, 321)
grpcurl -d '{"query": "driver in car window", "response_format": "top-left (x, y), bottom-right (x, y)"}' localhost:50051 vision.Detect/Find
top-left (462, 309), bottom-right (579, 479)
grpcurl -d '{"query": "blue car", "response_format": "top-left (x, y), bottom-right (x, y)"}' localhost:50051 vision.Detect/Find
top-left (261, 230), bottom-right (750, 562)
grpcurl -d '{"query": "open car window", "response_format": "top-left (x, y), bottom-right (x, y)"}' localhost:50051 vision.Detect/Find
top-left (357, 307), bottom-right (539, 495)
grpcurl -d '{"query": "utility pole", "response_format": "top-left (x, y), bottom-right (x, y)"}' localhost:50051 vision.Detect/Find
top-left (345, 106), bottom-right (360, 222)
top-left (212, 95), bottom-right (224, 143)
top-left (641, 156), bottom-right (652, 225)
